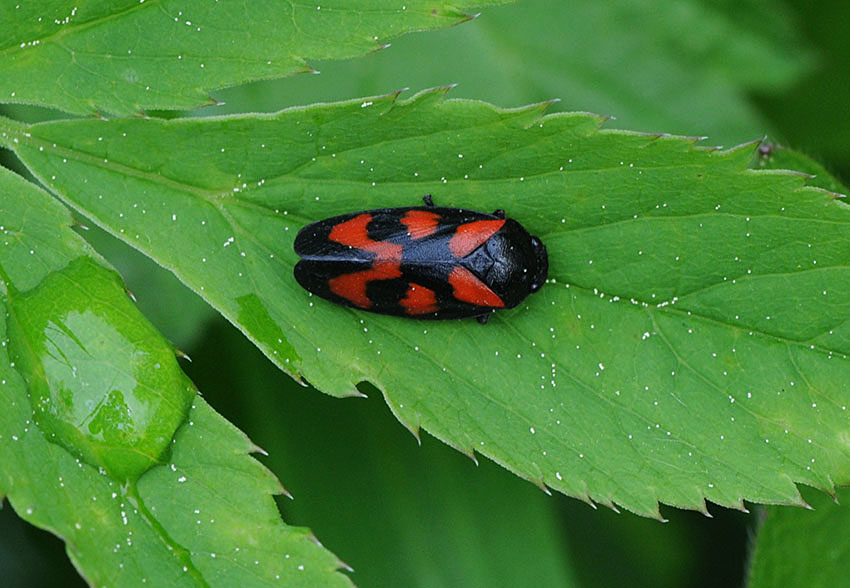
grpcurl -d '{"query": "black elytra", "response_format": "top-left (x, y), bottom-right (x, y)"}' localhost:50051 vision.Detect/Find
top-left (293, 195), bottom-right (548, 323)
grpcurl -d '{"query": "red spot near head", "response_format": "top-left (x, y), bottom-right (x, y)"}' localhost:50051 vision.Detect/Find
top-left (329, 212), bottom-right (403, 264)
top-left (448, 267), bottom-right (504, 308)
top-left (448, 220), bottom-right (505, 258)
top-left (329, 263), bottom-right (402, 309)
top-left (401, 210), bottom-right (440, 239)
top-left (400, 283), bottom-right (439, 315)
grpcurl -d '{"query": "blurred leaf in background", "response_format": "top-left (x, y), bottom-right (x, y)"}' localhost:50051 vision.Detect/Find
top-left (753, 1), bottom-right (850, 181)
top-left (747, 487), bottom-right (850, 588)
top-left (198, 0), bottom-right (814, 147)
top-left (2, 0), bottom-right (849, 586)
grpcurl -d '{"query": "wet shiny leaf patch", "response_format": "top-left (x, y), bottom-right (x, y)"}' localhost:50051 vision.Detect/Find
top-left (8, 257), bottom-right (194, 482)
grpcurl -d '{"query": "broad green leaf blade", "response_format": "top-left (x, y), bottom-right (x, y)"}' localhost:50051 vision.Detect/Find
top-left (0, 0), bottom-right (506, 116)
top-left (4, 89), bottom-right (850, 517)
top-left (747, 487), bottom-right (850, 588)
top-left (0, 167), bottom-right (352, 586)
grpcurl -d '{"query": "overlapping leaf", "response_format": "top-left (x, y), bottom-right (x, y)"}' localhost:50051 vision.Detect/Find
top-left (0, 166), bottom-right (352, 586)
top-left (747, 487), bottom-right (850, 588)
top-left (0, 0), bottom-right (505, 115)
top-left (3, 88), bottom-right (850, 517)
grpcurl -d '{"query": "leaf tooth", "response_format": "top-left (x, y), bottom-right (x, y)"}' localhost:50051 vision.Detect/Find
top-left (532, 477), bottom-right (552, 496)
top-left (306, 532), bottom-right (354, 572)
top-left (728, 498), bottom-right (750, 514)
top-left (389, 86), bottom-right (410, 103)
top-left (292, 57), bottom-right (319, 75)
top-left (335, 557), bottom-right (355, 574)
top-left (640, 498), bottom-right (666, 522)
top-left (431, 7), bottom-right (481, 24)
top-left (275, 478), bottom-right (293, 501)
top-left (405, 423), bottom-right (422, 446)
top-left (407, 84), bottom-right (456, 104)
top-left (203, 95), bottom-right (225, 109)
top-left (460, 447), bottom-right (479, 466)
top-left (819, 474), bottom-right (838, 499)
top-left (520, 98), bottom-right (561, 127)
top-left (779, 479), bottom-right (810, 509)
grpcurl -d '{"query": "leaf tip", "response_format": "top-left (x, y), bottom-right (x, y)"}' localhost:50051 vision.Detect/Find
top-left (461, 448), bottom-right (479, 466)
top-left (729, 499), bottom-right (750, 514)
top-left (279, 482), bottom-right (294, 501)
top-left (390, 87), bottom-right (410, 102)
top-left (430, 84), bottom-right (458, 97)
top-left (250, 442), bottom-right (269, 457)
top-left (532, 478), bottom-right (552, 496)
top-left (368, 42), bottom-right (392, 56)
top-left (306, 533), bottom-right (355, 572)
top-left (204, 95), bottom-right (225, 108)
top-left (398, 417), bottom-right (422, 445)
top-left (443, 8), bottom-right (480, 24)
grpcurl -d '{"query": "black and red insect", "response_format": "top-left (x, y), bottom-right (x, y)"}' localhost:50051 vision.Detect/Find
top-left (293, 195), bottom-right (548, 323)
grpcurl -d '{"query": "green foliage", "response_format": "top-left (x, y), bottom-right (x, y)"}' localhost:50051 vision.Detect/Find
top-left (202, 0), bottom-right (812, 146)
top-left (7, 255), bottom-right (195, 482)
top-left (190, 320), bottom-right (581, 587)
top-left (1, 0), bottom-right (849, 586)
top-left (747, 487), bottom-right (850, 588)
top-left (0, 167), bottom-right (352, 586)
top-left (0, 0), bottom-right (500, 116)
top-left (4, 88), bottom-right (850, 520)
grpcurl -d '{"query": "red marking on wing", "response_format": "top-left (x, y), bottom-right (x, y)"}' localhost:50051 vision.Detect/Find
top-left (328, 214), bottom-right (404, 308)
top-left (400, 282), bottom-right (439, 315)
top-left (448, 266), bottom-right (504, 308)
top-left (329, 213), bottom-right (403, 264)
top-left (329, 264), bottom-right (402, 309)
top-left (448, 220), bottom-right (505, 258)
top-left (401, 210), bottom-right (441, 240)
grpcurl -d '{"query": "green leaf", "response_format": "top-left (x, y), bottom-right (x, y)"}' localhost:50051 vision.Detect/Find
top-left (0, 166), bottom-right (352, 586)
top-left (4, 89), bottom-right (850, 517)
top-left (192, 321), bottom-right (581, 588)
top-left (206, 0), bottom-right (813, 146)
top-left (752, 141), bottom-right (848, 195)
top-left (0, 0), bottom-right (506, 116)
top-left (747, 487), bottom-right (850, 588)
top-left (7, 255), bottom-right (195, 482)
